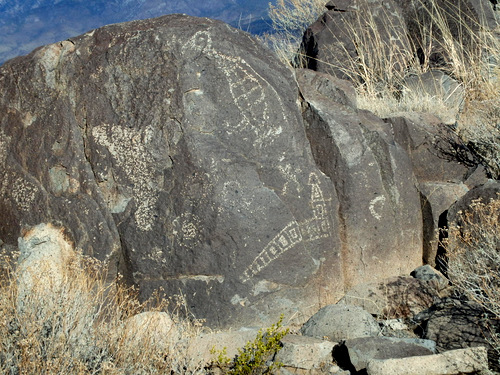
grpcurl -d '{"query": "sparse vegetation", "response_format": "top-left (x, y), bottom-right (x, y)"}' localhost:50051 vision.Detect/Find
top-left (261, 0), bottom-right (327, 63)
top-left (0, 250), bottom-right (204, 374)
top-left (445, 194), bottom-right (500, 364)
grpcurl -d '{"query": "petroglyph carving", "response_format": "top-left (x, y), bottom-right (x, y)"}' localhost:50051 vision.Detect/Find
top-left (241, 221), bottom-right (303, 282)
top-left (241, 172), bottom-right (332, 283)
top-left (184, 31), bottom-right (288, 145)
top-left (92, 123), bottom-right (160, 231)
top-left (369, 195), bottom-right (386, 220)
top-left (173, 212), bottom-right (201, 244)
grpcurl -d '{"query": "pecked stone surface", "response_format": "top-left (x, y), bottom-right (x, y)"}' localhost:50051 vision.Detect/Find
top-left (0, 15), bottom-right (344, 328)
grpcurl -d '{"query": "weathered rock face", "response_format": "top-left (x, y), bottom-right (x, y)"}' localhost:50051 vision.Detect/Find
top-left (297, 69), bottom-right (423, 288)
top-left (0, 15), bottom-right (345, 328)
top-left (383, 113), bottom-right (471, 184)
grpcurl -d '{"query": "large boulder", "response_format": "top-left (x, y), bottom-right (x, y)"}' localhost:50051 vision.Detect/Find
top-left (366, 346), bottom-right (488, 375)
top-left (297, 69), bottom-right (423, 288)
top-left (275, 335), bottom-right (338, 373)
top-left (335, 336), bottom-right (435, 373)
top-left (0, 15), bottom-right (345, 328)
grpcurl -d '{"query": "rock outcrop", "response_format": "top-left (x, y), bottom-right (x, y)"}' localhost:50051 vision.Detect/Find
top-left (300, 304), bottom-right (380, 341)
top-left (366, 346), bottom-right (488, 375)
top-left (0, 15), bottom-right (347, 328)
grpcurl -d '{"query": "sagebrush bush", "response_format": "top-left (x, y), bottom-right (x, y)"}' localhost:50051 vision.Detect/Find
top-left (209, 315), bottom-right (289, 375)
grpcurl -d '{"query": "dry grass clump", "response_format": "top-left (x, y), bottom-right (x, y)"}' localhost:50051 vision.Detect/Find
top-left (0, 250), bottom-right (204, 374)
top-left (265, 0), bottom-right (498, 117)
top-left (328, 0), bottom-right (498, 118)
top-left (261, 0), bottom-right (328, 63)
top-left (445, 194), bottom-right (500, 360)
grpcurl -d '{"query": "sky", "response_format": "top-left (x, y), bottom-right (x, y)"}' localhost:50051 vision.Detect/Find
top-left (0, 0), bottom-right (274, 65)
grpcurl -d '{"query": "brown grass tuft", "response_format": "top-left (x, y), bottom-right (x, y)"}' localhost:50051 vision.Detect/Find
top-left (0, 250), bottom-right (205, 374)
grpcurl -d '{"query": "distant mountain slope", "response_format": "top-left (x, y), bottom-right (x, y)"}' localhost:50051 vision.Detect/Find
top-left (0, 0), bottom-right (272, 65)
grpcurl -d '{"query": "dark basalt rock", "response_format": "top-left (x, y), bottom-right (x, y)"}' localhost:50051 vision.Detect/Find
top-left (297, 69), bottom-right (423, 289)
top-left (0, 15), bottom-right (345, 328)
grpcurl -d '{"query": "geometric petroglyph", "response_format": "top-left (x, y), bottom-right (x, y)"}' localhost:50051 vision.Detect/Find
top-left (241, 221), bottom-right (303, 282)
top-left (241, 172), bottom-right (333, 283)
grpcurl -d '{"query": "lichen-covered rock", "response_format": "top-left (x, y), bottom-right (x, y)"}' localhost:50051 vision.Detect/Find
top-left (0, 15), bottom-right (344, 328)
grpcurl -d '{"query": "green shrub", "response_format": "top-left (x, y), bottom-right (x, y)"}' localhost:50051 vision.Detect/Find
top-left (210, 315), bottom-right (289, 374)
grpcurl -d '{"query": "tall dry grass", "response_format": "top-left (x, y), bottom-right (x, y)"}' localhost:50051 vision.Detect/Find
top-left (261, 0), bottom-right (328, 63)
top-left (0, 250), bottom-right (204, 374)
top-left (265, 0), bottom-right (499, 177)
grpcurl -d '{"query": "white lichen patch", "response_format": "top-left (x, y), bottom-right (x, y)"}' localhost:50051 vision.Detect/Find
top-left (91, 123), bottom-right (160, 231)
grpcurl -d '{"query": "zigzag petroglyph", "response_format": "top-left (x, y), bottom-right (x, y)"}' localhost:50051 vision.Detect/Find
top-left (241, 172), bottom-right (333, 283)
